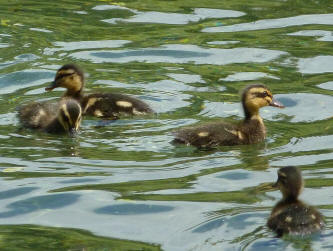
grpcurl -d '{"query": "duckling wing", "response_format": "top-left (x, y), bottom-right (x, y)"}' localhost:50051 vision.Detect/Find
top-left (267, 203), bottom-right (324, 236)
top-left (82, 93), bottom-right (153, 118)
top-left (18, 102), bottom-right (58, 129)
top-left (172, 122), bottom-right (244, 148)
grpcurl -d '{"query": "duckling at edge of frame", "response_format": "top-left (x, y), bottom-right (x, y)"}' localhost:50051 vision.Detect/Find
top-left (18, 98), bottom-right (82, 135)
top-left (267, 166), bottom-right (325, 237)
top-left (45, 64), bottom-right (154, 119)
top-left (172, 84), bottom-right (284, 148)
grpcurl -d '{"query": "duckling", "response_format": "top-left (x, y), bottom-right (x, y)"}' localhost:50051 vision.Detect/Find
top-left (18, 98), bottom-right (82, 135)
top-left (45, 64), bottom-right (154, 119)
top-left (173, 84), bottom-right (284, 148)
top-left (267, 166), bottom-right (325, 237)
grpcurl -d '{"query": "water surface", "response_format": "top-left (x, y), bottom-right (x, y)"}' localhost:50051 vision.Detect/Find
top-left (0, 0), bottom-right (332, 250)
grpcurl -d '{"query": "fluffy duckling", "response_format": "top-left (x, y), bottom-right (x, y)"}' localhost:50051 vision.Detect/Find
top-left (45, 64), bottom-right (154, 119)
top-left (267, 166), bottom-right (325, 237)
top-left (173, 84), bottom-right (284, 148)
top-left (18, 98), bottom-right (82, 135)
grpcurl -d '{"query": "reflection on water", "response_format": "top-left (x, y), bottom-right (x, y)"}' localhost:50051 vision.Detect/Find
top-left (298, 56), bottom-right (333, 74)
top-left (202, 13), bottom-right (333, 32)
top-left (98, 5), bottom-right (245, 25)
top-left (220, 72), bottom-right (280, 82)
top-left (318, 81), bottom-right (333, 91)
top-left (0, 70), bottom-right (53, 94)
top-left (44, 40), bottom-right (131, 55)
top-left (70, 44), bottom-right (287, 65)
top-left (0, 0), bottom-right (333, 250)
top-left (288, 30), bottom-right (333, 42)
top-left (0, 224), bottom-right (161, 250)
top-left (0, 193), bottom-right (80, 218)
top-left (95, 203), bottom-right (174, 215)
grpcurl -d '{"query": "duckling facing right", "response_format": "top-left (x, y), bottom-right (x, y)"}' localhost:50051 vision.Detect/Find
top-left (18, 98), bottom-right (82, 135)
top-left (267, 166), bottom-right (325, 237)
top-left (173, 84), bottom-right (284, 148)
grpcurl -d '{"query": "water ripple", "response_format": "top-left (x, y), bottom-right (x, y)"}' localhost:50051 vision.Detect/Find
top-left (44, 40), bottom-right (131, 55)
top-left (203, 13), bottom-right (333, 32)
top-left (70, 44), bottom-right (287, 65)
top-left (99, 6), bottom-right (245, 25)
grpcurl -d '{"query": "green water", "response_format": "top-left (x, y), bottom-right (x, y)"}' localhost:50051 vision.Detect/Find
top-left (0, 0), bottom-right (332, 250)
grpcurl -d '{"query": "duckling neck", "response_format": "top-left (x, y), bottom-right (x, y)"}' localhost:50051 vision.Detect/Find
top-left (64, 89), bottom-right (84, 101)
top-left (274, 196), bottom-right (299, 211)
top-left (282, 193), bottom-right (299, 203)
top-left (241, 112), bottom-right (266, 143)
top-left (272, 197), bottom-right (300, 216)
top-left (243, 103), bottom-right (259, 120)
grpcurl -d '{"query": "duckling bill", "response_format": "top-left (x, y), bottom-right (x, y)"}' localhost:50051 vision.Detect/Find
top-left (267, 166), bottom-right (324, 237)
top-left (45, 64), bottom-right (154, 119)
top-left (18, 99), bottom-right (82, 135)
top-left (173, 84), bottom-right (284, 148)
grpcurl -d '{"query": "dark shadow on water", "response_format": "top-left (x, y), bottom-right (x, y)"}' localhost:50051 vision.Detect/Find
top-left (0, 187), bottom-right (38, 200)
top-left (249, 232), bottom-right (322, 251)
top-left (226, 213), bottom-right (260, 230)
top-left (247, 237), bottom-right (285, 251)
top-left (191, 211), bottom-right (267, 234)
top-left (0, 193), bottom-right (80, 218)
top-left (59, 178), bottom-right (100, 184)
top-left (94, 119), bottom-right (119, 128)
top-left (94, 203), bottom-right (174, 215)
top-left (238, 144), bottom-right (270, 170)
top-left (217, 172), bottom-right (249, 180)
top-left (58, 137), bottom-right (81, 157)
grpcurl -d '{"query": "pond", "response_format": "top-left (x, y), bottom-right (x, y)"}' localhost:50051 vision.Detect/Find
top-left (0, 0), bottom-right (332, 250)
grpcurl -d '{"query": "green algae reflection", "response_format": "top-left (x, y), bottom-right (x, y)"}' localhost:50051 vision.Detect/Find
top-left (0, 225), bottom-right (161, 251)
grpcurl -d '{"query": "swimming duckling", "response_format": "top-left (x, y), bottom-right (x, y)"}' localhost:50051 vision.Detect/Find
top-left (18, 98), bottom-right (82, 135)
top-left (45, 64), bottom-right (154, 119)
top-left (267, 166), bottom-right (324, 237)
top-left (173, 84), bottom-right (284, 148)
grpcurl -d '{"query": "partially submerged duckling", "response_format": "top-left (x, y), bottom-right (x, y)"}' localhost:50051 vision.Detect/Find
top-left (267, 166), bottom-right (324, 237)
top-left (45, 64), bottom-right (154, 119)
top-left (18, 99), bottom-right (82, 135)
top-left (173, 84), bottom-right (284, 148)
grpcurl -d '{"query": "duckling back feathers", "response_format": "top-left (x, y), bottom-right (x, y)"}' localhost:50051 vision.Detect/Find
top-left (18, 98), bottom-right (82, 135)
top-left (173, 119), bottom-right (265, 148)
top-left (173, 84), bottom-right (284, 148)
top-left (267, 166), bottom-right (325, 236)
top-left (18, 102), bottom-right (57, 129)
top-left (46, 64), bottom-right (154, 118)
top-left (82, 93), bottom-right (153, 118)
top-left (268, 200), bottom-right (324, 237)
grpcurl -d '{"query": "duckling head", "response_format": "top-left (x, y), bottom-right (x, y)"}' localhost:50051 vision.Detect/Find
top-left (57, 99), bottom-right (82, 135)
top-left (242, 84), bottom-right (284, 119)
top-left (45, 64), bottom-right (84, 95)
top-left (274, 166), bottom-right (303, 201)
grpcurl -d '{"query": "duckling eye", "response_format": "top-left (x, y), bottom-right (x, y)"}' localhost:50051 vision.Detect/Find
top-left (263, 91), bottom-right (268, 96)
top-left (55, 73), bottom-right (74, 81)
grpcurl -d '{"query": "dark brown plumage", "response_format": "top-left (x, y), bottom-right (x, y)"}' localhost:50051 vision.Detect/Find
top-left (18, 98), bottom-right (82, 135)
top-left (173, 84), bottom-right (284, 148)
top-left (267, 166), bottom-right (325, 237)
top-left (45, 64), bottom-right (153, 119)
